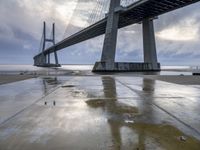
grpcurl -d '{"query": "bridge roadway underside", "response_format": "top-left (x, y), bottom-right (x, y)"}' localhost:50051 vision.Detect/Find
top-left (34, 0), bottom-right (199, 67)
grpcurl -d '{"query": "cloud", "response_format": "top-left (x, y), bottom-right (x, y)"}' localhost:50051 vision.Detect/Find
top-left (156, 17), bottom-right (199, 41)
top-left (156, 25), bottom-right (199, 42)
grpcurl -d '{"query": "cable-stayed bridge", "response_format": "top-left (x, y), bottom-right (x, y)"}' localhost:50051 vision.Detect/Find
top-left (34, 0), bottom-right (200, 72)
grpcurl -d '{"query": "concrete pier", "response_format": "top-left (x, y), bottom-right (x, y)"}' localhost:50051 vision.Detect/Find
top-left (34, 54), bottom-right (61, 67)
top-left (93, 62), bottom-right (160, 72)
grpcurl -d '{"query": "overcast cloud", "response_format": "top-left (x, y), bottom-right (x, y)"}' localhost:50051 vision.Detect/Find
top-left (0, 0), bottom-right (199, 65)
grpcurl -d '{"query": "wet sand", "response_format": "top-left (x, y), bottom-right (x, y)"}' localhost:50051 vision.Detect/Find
top-left (0, 75), bottom-right (36, 85)
top-left (143, 75), bottom-right (200, 85)
top-left (1, 73), bottom-right (200, 86)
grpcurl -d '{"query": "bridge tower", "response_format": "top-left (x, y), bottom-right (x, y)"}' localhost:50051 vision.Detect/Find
top-left (34, 22), bottom-right (60, 67)
top-left (93, 0), bottom-right (160, 72)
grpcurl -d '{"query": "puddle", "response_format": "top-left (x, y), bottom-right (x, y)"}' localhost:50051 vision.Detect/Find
top-left (70, 89), bottom-right (88, 98)
top-left (62, 85), bottom-right (75, 88)
top-left (124, 120), bottom-right (135, 124)
top-left (42, 77), bottom-right (60, 85)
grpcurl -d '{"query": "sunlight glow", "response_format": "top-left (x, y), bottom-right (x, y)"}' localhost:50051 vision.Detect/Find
top-left (156, 25), bottom-right (198, 41)
top-left (55, 1), bottom-right (77, 23)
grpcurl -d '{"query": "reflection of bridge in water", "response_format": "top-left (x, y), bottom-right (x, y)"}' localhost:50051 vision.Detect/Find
top-left (85, 76), bottom-right (155, 149)
top-left (85, 76), bottom-right (200, 149)
top-left (34, 0), bottom-right (200, 72)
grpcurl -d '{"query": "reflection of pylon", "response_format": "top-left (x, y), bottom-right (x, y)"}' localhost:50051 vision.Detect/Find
top-left (41, 21), bottom-right (60, 67)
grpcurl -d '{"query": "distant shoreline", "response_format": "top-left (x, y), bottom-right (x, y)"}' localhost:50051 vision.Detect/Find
top-left (0, 75), bottom-right (37, 85)
top-left (0, 64), bottom-right (199, 85)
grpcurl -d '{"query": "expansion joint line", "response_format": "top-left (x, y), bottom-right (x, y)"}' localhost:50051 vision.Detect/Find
top-left (115, 78), bottom-right (200, 137)
top-left (0, 77), bottom-right (75, 127)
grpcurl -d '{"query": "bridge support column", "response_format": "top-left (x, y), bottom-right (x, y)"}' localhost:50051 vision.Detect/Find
top-left (142, 18), bottom-right (160, 71)
top-left (93, 0), bottom-right (120, 72)
top-left (92, 2), bottom-right (160, 72)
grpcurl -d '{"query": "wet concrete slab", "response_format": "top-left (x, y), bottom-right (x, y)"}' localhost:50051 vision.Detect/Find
top-left (0, 77), bottom-right (72, 124)
top-left (0, 76), bottom-right (200, 150)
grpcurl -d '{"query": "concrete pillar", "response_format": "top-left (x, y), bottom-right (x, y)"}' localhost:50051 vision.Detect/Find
top-left (54, 51), bottom-right (58, 65)
top-left (42, 22), bottom-right (46, 52)
top-left (100, 0), bottom-right (120, 70)
top-left (42, 54), bottom-right (47, 65)
top-left (142, 18), bottom-right (160, 70)
top-left (42, 22), bottom-right (47, 65)
top-left (48, 54), bottom-right (50, 64)
top-left (52, 23), bottom-right (59, 65)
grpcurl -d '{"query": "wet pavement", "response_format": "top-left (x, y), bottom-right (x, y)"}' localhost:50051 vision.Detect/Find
top-left (0, 76), bottom-right (200, 150)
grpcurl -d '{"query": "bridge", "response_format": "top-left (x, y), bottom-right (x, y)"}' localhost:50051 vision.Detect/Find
top-left (34, 0), bottom-right (200, 72)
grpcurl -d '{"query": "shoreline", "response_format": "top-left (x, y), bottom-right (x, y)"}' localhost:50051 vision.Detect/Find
top-left (142, 75), bottom-right (200, 85)
top-left (0, 73), bottom-right (200, 86)
top-left (0, 75), bottom-right (37, 85)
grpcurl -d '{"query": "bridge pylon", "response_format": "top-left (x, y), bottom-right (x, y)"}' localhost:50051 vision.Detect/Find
top-left (34, 22), bottom-right (60, 67)
top-left (93, 0), bottom-right (160, 72)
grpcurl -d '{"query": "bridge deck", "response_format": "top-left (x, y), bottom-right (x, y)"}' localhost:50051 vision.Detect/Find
top-left (34, 0), bottom-right (199, 58)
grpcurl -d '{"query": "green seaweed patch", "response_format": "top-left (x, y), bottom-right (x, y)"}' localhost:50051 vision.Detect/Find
top-left (128, 123), bottom-right (200, 150)
top-left (86, 99), bottom-right (106, 108)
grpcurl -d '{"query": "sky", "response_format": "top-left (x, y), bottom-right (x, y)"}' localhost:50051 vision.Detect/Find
top-left (0, 0), bottom-right (200, 66)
